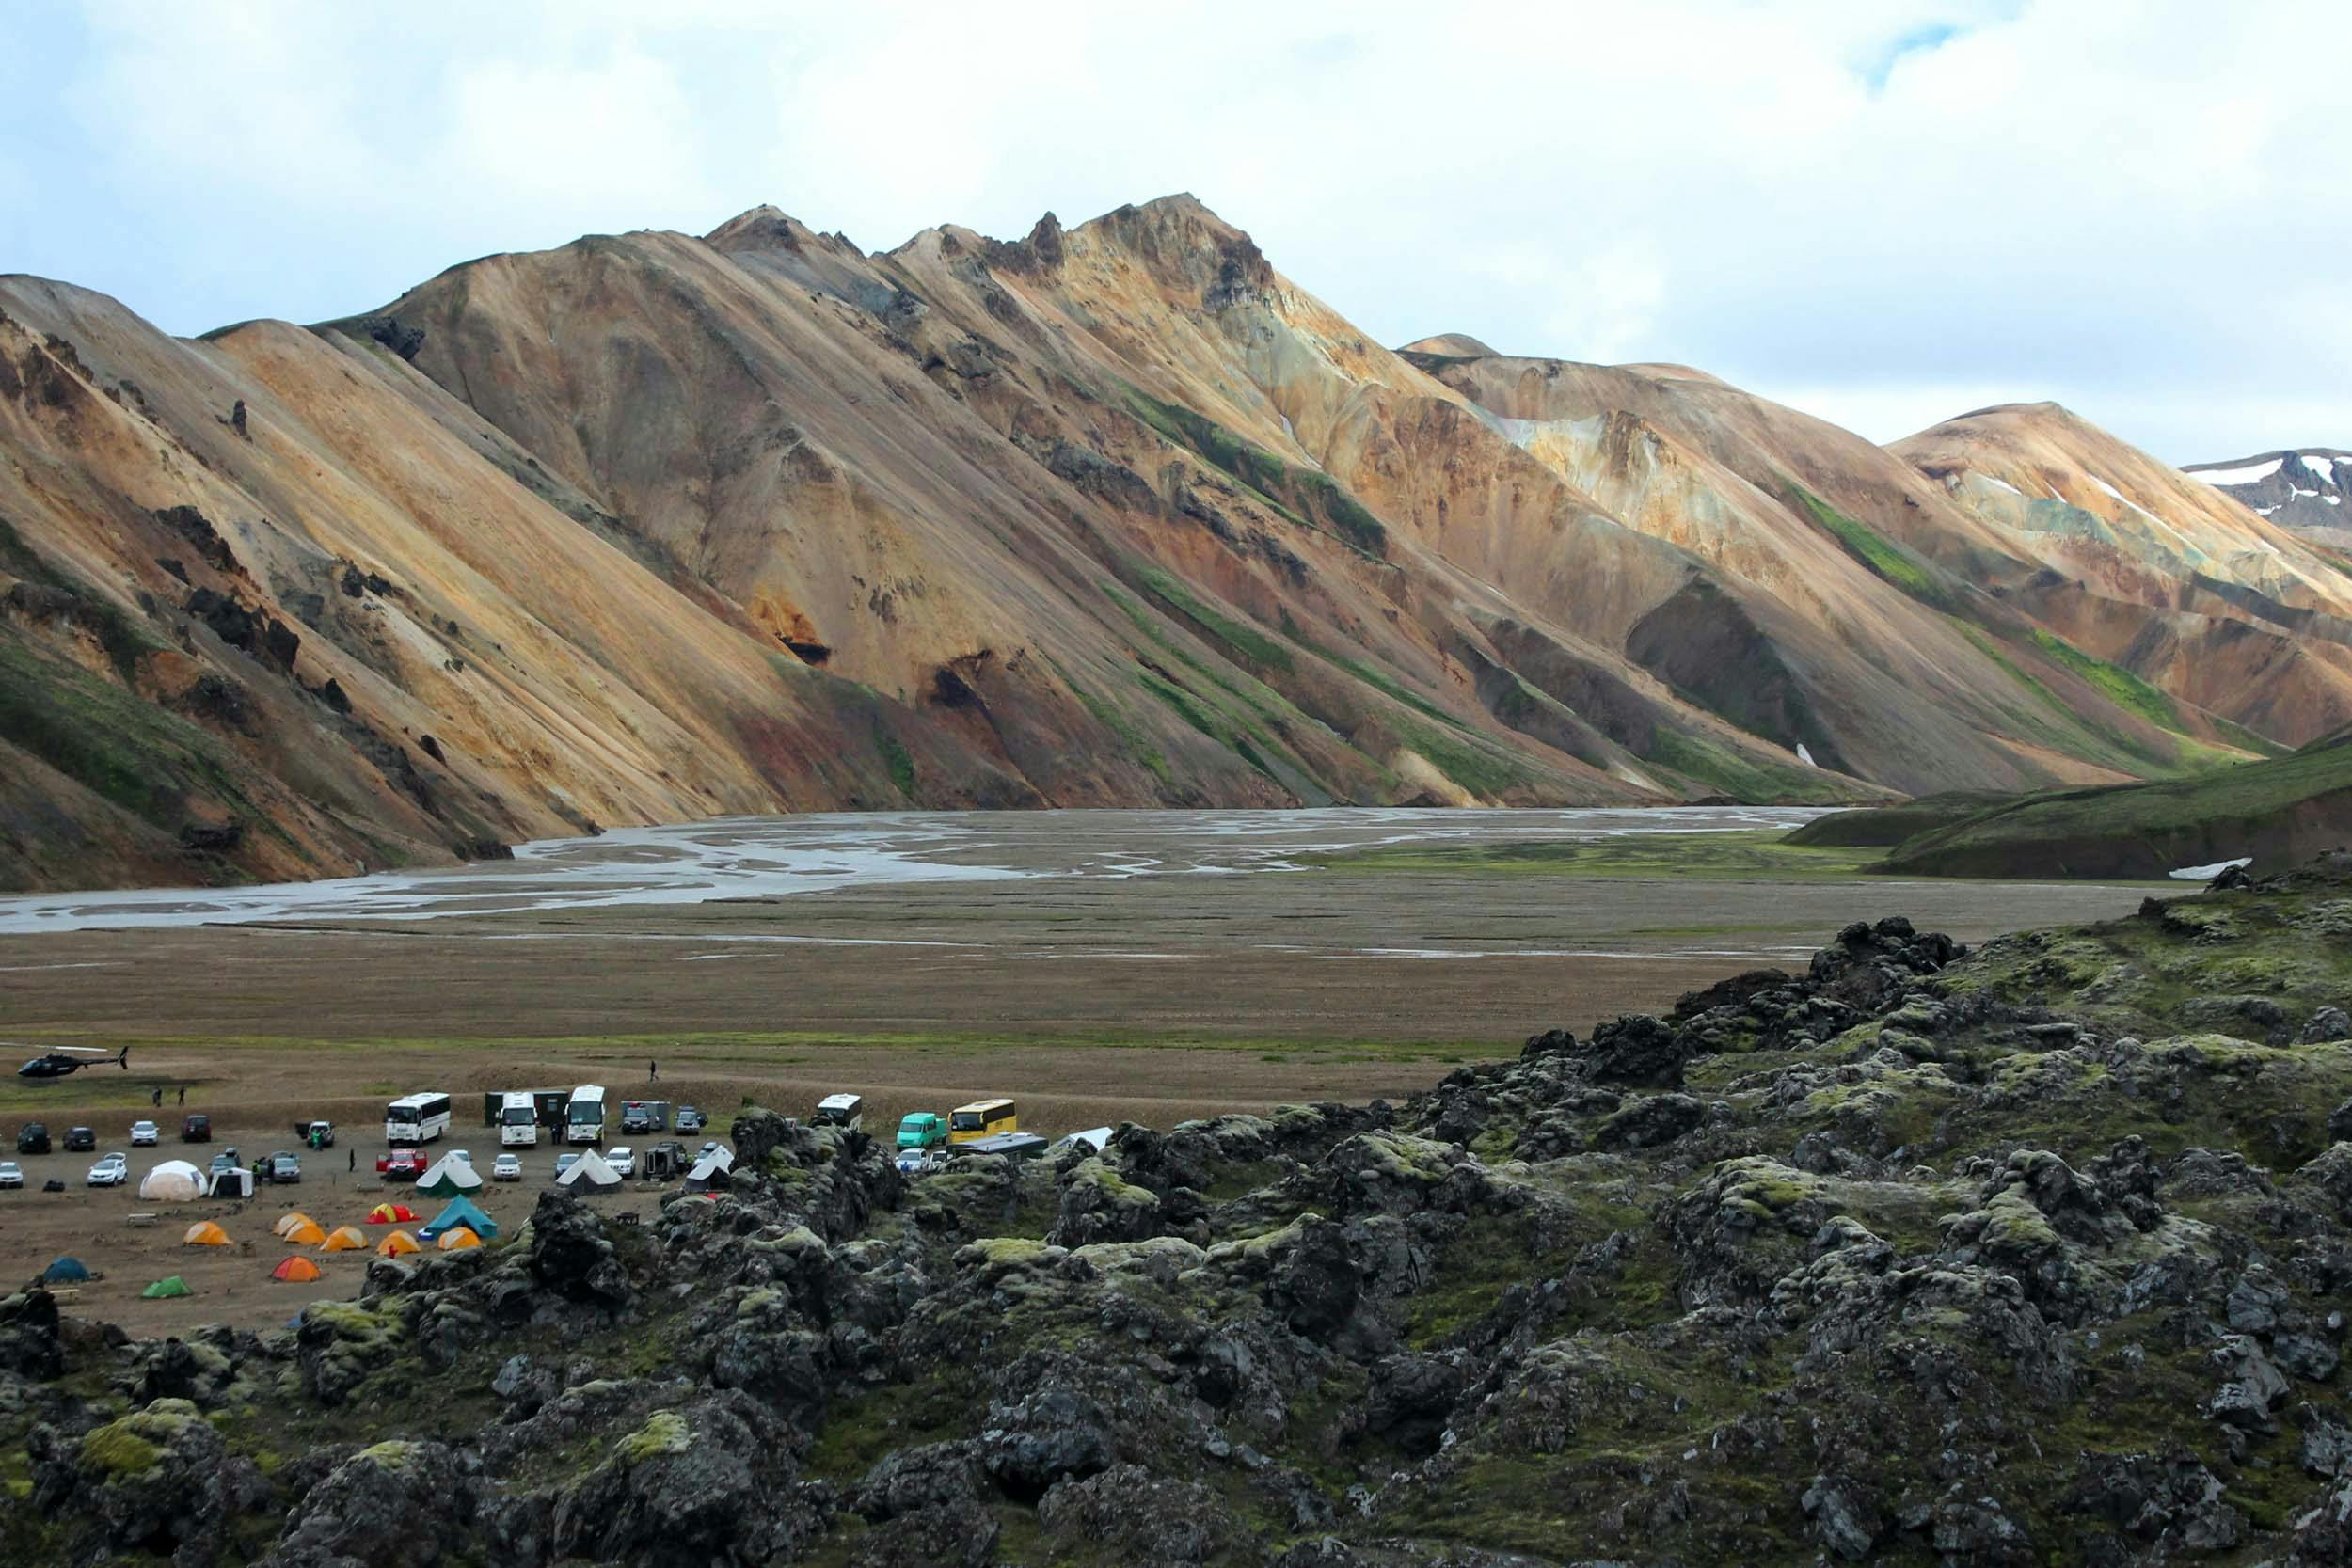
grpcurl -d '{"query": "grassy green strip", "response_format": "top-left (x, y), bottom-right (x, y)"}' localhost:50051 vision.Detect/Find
top-left (1790, 486), bottom-right (1954, 610)
top-left (1302, 829), bottom-right (1883, 881)
top-left (2025, 629), bottom-right (2181, 732)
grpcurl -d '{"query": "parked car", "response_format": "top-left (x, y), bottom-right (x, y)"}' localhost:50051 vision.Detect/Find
top-left (207, 1150), bottom-right (240, 1179)
top-left (674, 1106), bottom-right (706, 1133)
top-left (87, 1153), bottom-right (128, 1186)
top-left (446, 1148), bottom-right (472, 1165)
top-left (604, 1146), bottom-right (636, 1179)
top-left (17, 1123), bottom-right (50, 1155)
top-left (491, 1152), bottom-right (522, 1181)
top-left (181, 1115), bottom-right (211, 1143)
top-left (894, 1147), bottom-right (944, 1176)
top-left (553, 1151), bottom-right (580, 1179)
top-left (267, 1151), bottom-right (301, 1183)
top-left (63, 1126), bottom-right (96, 1152)
top-left (0, 1161), bottom-right (24, 1188)
top-left (645, 1140), bottom-right (689, 1180)
top-left (375, 1149), bottom-right (424, 1181)
top-left (696, 1140), bottom-right (728, 1162)
top-left (292, 1119), bottom-right (335, 1148)
top-left (129, 1119), bottom-right (159, 1147)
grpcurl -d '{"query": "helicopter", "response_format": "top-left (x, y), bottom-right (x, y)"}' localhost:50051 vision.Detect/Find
top-left (14, 1044), bottom-right (131, 1080)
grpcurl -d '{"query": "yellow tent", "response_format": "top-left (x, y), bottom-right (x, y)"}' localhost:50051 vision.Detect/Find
top-left (375, 1229), bottom-right (421, 1258)
top-left (272, 1212), bottom-right (316, 1238)
top-left (282, 1217), bottom-right (326, 1246)
top-left (436, 1227), bottom-right (481, 1251)
top-left (318, 1226), bottom-right (369, 1252)
top-left (182, 1221), bottom-right (230, 1247)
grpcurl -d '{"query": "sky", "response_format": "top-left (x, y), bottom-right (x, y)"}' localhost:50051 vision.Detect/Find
top-left (0, 0), bottom-right (2340, 463)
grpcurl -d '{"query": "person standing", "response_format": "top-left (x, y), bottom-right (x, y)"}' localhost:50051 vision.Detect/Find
top-left (177, 1085), bottom-right (185, 1106)
top-left (649, 1058), bottom-right (658, 1082)
top-left (347, 1148), bottom-right (356, 1173)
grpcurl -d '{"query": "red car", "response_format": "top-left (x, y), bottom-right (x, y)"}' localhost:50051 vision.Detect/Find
top-left (374, 1150), bottom-right (424, 1181)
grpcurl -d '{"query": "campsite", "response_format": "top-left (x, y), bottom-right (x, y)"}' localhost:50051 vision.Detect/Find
top-left (5, 1142), bottom-right (674, 1334)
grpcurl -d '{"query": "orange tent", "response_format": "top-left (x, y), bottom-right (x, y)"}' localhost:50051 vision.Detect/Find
top-left (318, 1226), bottom-right (369, 1252)
top-left (270, 1256), bottom-right (324, 1283)
top-left (436, 1227), bottom-right (481, 1251)
top-left (182, 1221), bottom-right (230, 1247)
top-left (375, 1229), bottom-right (421, 1258)
top-left (272, 1212), bottom-right (316, 1238)
top-left (365, 1203), bottom-right (419, 1225)
top-left (282, 1217), bottom-right (326, 1246)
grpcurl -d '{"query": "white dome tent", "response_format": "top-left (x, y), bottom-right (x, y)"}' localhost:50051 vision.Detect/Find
top-left (138, 1160), bottom-right (205, 1203)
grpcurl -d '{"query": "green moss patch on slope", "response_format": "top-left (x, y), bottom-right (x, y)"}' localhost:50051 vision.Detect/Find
top-left (1127, 389), bottom-right (1389, 559)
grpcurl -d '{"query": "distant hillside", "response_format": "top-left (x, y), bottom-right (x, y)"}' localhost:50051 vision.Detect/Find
top-left (1789, 733), bottom-right (2352, 879)
top-left (2185, 449), bottom-right (2352, 551)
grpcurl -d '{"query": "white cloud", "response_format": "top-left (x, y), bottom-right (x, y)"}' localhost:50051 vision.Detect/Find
top-left (9, 0), bottom-right (2346, 460)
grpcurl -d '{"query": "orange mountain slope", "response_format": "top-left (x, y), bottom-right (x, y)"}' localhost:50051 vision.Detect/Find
top-left (0, 196), bottom-right (2318, 891)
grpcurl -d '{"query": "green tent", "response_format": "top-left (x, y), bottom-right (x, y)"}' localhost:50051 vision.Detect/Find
top-left (140, 1275), bottom-right (193, 1299)
top-left (414, 1153), bottom-right (483, 1198)
top-left (424, 1196), bottom-right (497, 1241)
top-left (40, 1256), bottom-right (89, 1284)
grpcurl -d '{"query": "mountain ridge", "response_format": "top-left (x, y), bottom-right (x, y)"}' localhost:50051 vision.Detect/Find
top-left (0, 193), bottom-right (2334, 891)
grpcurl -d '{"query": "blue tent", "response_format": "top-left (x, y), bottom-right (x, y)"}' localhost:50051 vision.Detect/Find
top-left (41, 1256), bottom-right (89, 1283)
top-left (421, 1196), bottom-right (497, 1241)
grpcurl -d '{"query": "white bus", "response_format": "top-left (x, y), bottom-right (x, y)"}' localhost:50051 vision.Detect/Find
top-left (498, 1091), bottom-right (540, 1148)
top-left (565, 1084), bottom-right (607, 1146)
top-left (386, 1091), bottom-right (453, 1148)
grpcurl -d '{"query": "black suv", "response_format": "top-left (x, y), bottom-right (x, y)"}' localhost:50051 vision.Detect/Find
top-left (181, 1115), bottom-right (211, 1143)
top-left (63, 1126), bottom-right (96, 1152)
top-left (16, 1123), bottom-right (49, 1155)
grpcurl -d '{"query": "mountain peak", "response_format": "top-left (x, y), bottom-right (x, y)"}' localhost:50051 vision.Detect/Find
top-left (1397, 332), bottom-right (1500, 358)
top-left (1075, 193), bottom-right (1271, 309)
top-left (705, 205), bottom-right (862, 259)
top-left (2185, 448), bottom-right (2352, 534)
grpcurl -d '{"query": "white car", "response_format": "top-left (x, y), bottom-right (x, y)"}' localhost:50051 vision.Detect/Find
top-left (129, 1120), bottom-right (159, 1147)
top-left (447, 1148), bottom-right (473, 1164)
top-left (492, 1153), bottom-right (522, 1181)
top-left (553, 1151), bottom-right (580, 1179)
top-left (0, 1161), bottom-right (21, 1189)
top-left (604, 1146), bottom-right (635, 1178)
top-left (87, 1153), bottom-right (128, 1187)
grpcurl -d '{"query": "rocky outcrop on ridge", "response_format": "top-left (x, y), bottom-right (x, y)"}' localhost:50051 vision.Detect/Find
top-left (12, 863), bottom-right (2352, 1562)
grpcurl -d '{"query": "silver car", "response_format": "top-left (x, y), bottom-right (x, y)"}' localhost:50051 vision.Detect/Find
top-left (87, 1152), bottom-right (128, 1187)
top-left (129, 1120), bottom-right (159, 1147)
top-left (0, 1161), bottom-right (22, 1189)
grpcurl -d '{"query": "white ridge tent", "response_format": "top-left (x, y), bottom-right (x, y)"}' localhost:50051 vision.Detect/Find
top-left (138, 1160), bottom-right (205, 1203)
top-left (557, 1148), bottom-right (622, 1192)
top-left (683, 1150), bottom-right (733, 1192)
top-left (209, 1167), bottom-right (255, 1199)
top-left (415, 1153), bottom-right (483, 1197)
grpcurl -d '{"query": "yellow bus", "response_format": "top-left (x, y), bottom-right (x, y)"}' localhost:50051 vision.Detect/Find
top-left (948, 1098), bottom-right (1018, 1144)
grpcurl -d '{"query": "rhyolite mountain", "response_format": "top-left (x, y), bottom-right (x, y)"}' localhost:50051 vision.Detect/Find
top-left (4, 195), bottom-right (2348, 891)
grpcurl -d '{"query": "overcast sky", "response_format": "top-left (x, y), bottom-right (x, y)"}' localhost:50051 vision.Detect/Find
top-left (2, 1), bottom-right (2339, 462)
